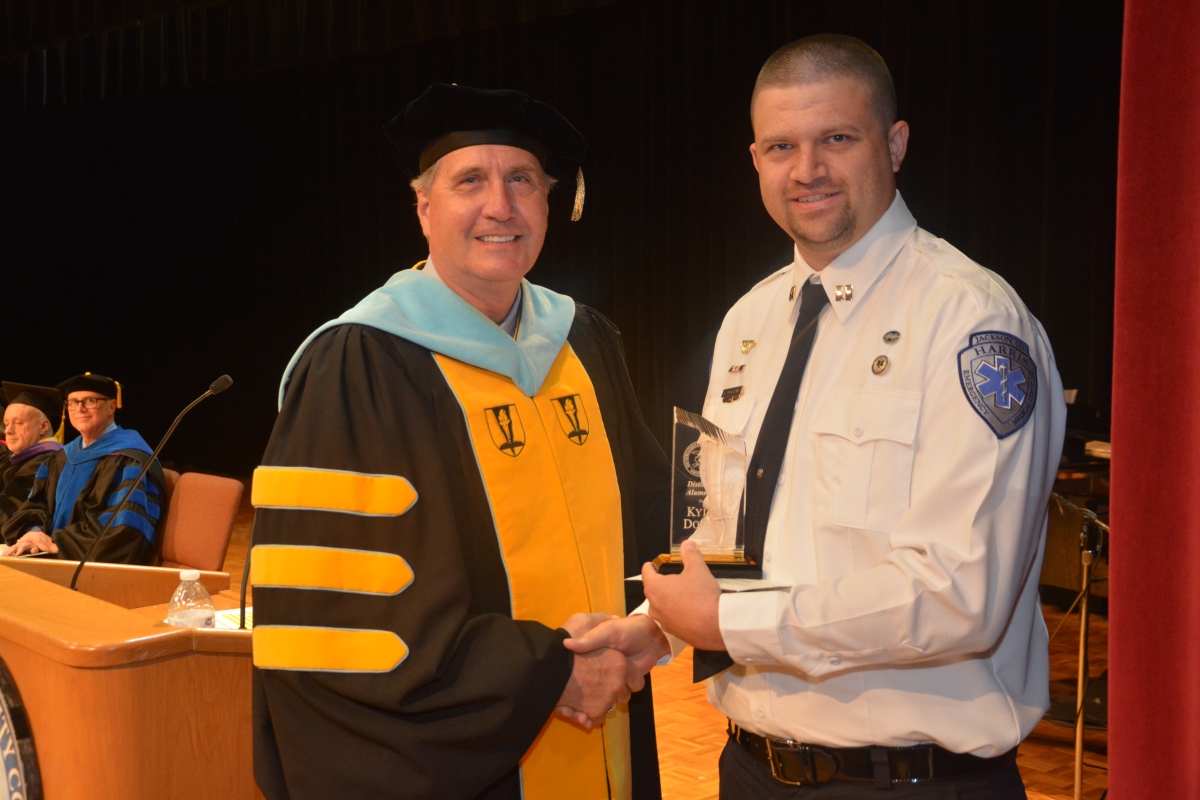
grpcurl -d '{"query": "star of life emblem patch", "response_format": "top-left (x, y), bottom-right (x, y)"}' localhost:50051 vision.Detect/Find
top-left (958, 331), bottom-right (1038, 439)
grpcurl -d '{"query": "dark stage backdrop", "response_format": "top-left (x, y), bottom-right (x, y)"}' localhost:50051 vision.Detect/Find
top-left (0, 1), bottom-right (1122, 476)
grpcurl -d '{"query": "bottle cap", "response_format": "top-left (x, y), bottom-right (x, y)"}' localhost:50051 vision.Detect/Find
top-left (180, 569), bottom-right (201, 582)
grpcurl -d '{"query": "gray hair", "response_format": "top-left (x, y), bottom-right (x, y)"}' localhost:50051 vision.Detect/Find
top-left (753, 34), bottom-right (897, 136)
top-left (408, 157), bottom-right (558, 196)
top-left (409, 160), bottom-right (442, 195)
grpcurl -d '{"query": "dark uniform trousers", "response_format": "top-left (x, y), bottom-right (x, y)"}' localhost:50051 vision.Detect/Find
top-left (718, 738), bottom-right (1028, 800)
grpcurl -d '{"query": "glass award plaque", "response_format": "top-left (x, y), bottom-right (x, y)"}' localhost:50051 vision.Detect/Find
top-left (654, 407), bottom-right (762, 579)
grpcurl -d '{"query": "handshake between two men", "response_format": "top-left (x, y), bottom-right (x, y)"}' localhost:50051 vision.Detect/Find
top-left (554, 541), bottom-right (724, 729)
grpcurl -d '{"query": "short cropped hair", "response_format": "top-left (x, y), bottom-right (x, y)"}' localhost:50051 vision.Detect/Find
top-left (753, 34), bottom-right (897, 135)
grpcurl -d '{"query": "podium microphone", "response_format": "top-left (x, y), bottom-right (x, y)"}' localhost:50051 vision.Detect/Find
top-left (69, 375), bottom-right (233, 591)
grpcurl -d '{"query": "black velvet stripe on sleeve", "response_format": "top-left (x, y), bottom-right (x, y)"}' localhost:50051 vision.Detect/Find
top-left (253, 324), bottom-right (574, 800)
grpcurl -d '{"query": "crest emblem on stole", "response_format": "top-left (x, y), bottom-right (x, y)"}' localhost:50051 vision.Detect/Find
top-left (958, 331), bottom-right (1039, 439)
top-left (485, 404), bottom-right (526, 456)
top-left (551, 394), bottom-right (589, 445)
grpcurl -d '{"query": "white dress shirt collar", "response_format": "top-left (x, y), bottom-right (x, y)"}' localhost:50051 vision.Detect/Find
top-left (795, 191), bottom-right (918, 324)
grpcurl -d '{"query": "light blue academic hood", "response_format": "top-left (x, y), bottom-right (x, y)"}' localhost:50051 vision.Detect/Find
top-left (279, 267), bottom-right (576, 407)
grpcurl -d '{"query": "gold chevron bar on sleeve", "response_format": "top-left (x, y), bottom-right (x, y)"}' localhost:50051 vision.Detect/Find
top-left (253, 626), bottom-right (409, 672)
top-left (251, 466), bottom-right (418, 516)
top-left (251, 545), bottom-right (415, 595)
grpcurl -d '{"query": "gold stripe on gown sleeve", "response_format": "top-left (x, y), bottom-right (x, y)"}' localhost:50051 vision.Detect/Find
top-left (251, 466), bottom-right (418, 516)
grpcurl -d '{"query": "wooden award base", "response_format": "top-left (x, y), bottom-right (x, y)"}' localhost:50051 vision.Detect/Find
top-left (652, 552), bottom-right (763, 580)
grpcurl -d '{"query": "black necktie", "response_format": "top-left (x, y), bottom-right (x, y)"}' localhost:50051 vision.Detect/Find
top-left (693, 280), bottom-right (830, 682)
top-left (743, 280), bottom-right (830, 565)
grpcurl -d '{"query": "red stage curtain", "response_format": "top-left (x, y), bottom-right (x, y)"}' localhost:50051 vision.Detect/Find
top-left (1109, 0), bottom-right (1200, 795)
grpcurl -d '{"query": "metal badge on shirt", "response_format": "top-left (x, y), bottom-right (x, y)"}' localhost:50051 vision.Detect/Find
top-left (958, 331), bottom-right (1039, 439)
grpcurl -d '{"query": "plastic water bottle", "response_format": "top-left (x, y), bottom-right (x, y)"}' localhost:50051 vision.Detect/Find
top-left (167, 569), bottom-right (216, 629)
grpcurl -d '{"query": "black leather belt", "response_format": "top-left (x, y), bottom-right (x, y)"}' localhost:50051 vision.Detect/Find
top-left (729, 722), bottom-right (1017, 788)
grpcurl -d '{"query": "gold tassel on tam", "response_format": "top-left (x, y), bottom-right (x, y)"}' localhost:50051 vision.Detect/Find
top-left (571, 167), bottom-right (585, 222)
top-left (114, 380), bottom-right (123, 409)
top-left (54, 407), bottom-right (65, 444)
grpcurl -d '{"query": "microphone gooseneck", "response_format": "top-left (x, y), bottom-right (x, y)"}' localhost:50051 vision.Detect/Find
top-left (68, 376), bottom-right (234, 591)
top-left (239, 514), bottom-right (256, 630)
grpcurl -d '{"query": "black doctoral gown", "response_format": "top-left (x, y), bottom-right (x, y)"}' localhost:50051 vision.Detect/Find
top-left (252, 305), bottom-right (670, 800)
top-left (0, 445), bottom-right (63, 526)
top-left (1, 441), bottom-right (165, 563)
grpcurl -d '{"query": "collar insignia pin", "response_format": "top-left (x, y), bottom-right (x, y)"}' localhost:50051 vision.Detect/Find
top-left (835, 284), bottom-right (854, 302)
top-left (872, 355), bottom-right (889, 375)
top-left (788, 285), bottom-right (797, 302)
top-left (739, 340), bottom-right (756, 354)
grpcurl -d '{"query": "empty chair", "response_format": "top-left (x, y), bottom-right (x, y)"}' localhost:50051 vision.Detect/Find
top-left (158, 471), bottom-right (244, 572)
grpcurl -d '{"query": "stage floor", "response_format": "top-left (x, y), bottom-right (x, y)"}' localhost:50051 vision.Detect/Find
top-left (222, 489), bottom-right (1107, 799)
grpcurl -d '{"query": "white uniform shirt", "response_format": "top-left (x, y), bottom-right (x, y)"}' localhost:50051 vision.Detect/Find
top-left (690, 193), bottom-right (1065, 757)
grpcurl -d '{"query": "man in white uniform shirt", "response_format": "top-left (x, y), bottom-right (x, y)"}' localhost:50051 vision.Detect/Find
top-left (565, 34), bottom-right (1065, 798)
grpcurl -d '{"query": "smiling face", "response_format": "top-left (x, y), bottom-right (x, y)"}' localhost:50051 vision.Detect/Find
top-left (415, 144), bottom-right (550, 317)
top-left (3, 404), bottom-right (50, 455)
top-left (750, 78), bottom-right (909, 269)
top-left (67, 391), bottom-right (117, 444)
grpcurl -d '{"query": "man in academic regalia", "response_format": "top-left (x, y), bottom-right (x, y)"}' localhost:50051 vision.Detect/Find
top-left (0, 398), bottom-right (8, 468)
top-left (250, 84), bottom-right (670, 800)
top-left (1, 373), bottom-right (165, 563)
top-left (0, 383), bottom-right (65, 526)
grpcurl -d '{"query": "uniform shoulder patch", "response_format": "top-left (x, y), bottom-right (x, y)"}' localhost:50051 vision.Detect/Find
top-left (958, 331), bottom-right (1038, 439)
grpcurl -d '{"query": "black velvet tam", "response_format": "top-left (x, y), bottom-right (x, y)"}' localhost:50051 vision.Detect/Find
top-left (57, 373), bottom-right (119, 401)
top-left (2, 383), bottom-right (63, 424)
top-left (384, 83), bottom-right (586, 179)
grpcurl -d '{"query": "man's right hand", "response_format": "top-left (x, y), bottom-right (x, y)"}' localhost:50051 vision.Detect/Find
top-left (0, 531), bottom-right (58, 557)
top-left (555, 647), bottom-right (637, 731)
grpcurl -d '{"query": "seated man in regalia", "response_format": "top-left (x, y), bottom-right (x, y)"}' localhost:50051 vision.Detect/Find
top-left (0, 383), bottom-right (65, 526)
top-left (1, 373), bottom-right (165, 563)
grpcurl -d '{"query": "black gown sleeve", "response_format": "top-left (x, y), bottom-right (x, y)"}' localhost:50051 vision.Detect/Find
top-left (0, 453), bottom-right (57, 530)
top-left (50, 453), bottom-right (162, 565)
top-left (252, 325), bottom-right (574, 800)
top-left (0, 452), bottom-right (58, 545)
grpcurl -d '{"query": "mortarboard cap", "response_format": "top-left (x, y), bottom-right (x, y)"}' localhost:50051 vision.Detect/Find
top-left (384, 83), bottom-right (588, 220)
top-left (2, 383), bottom-right (64, 430)
top-left (57, 373), bottom-right (122, 409)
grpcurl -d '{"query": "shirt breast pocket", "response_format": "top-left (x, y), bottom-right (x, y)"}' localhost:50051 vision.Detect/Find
top-left (811, 388), bottom-right (922, 531)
